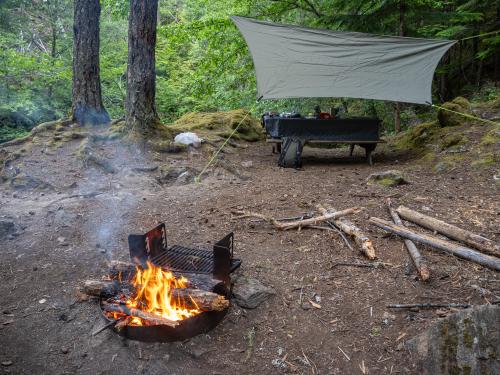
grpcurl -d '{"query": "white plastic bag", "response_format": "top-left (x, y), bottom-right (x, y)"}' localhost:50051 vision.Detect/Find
top-left (174, 132), bottom-right (201, 148)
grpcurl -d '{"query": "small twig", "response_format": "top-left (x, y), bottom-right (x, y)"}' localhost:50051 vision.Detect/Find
top-left (387, 303), bottom-right (471, 309)
top-left (326, 220), bottom-right (353, 250)
top-left (338, 346), bottom-right (350, 361)
top-left (92, 317), bottom-right (123, 336)
top-left (331, 261), bottom-right (389, 269)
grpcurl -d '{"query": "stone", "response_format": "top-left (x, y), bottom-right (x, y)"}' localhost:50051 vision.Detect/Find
top-left (232, 275), bottom-right (275, 309)
top-left (366, 170), bottom-right (408, 187)
top-left (0, 220), bottom-right (15, 239)
top-left (10, 173), bottom-right (53, 190)
top-left (241, 160), bottom-right (253, 168)
top-left (437, 97), bottom-right (472, 127)
top-left (405, 305), bottom-right (499, 375)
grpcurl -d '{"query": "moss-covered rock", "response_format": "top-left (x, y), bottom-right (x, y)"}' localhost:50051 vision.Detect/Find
top-left (169, 109), bottom-right (263, 142)
top-left (440, 133), bottom-right (468, 151)
top-left (438, 97), bottom-right (472, 127)
top-left (393, 121), bottom-right (439, 153)
top-left (367, 170), bottom-right (408, 187)
top-left (471, 152), bottom-right (498, 168)
top-left (480, 128), bottom-right (500, 147)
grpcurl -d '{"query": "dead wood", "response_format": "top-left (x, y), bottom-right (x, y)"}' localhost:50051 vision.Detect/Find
top-left (170, 288), bottom-right (229, 311)
top-left (396, 205), bottom-right (500, 258)
top-left (102, 302), bottom-right (179, 327)
top-left (317, 205), bottom-right (376, 260)
top-left (331, 261), bottom-right (387, 269)
top-left (387, 199), bottom-right (430, 281)
top-left (387, 303), bottom-right (471, 309)
top-left (370, 217), bottom-right (500, 271)
top-left (232, 206), bottom-right (361, 231)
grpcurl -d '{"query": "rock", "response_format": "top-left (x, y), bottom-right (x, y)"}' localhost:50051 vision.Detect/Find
top-left (61, 346), bottom-right (69, 354)
top-left (434, 161), bottom-right (454, 173)
top-left (241, 160), bottom-right (253, 168)
top-left (1, 361), bottom-right (13, 366)
top-left (366, 170), bottom-right (408, 187)
top-left (156, 166), bottom-right (197, 186)
top-left (405, 305), bottom-right (499, 375)
top-left (10, 173), bottom-right (53, 190)
top-left (438, 97), bottom-right (472, 127)
top-left (232, 275), bottom-right (275, 309)
top-left (0, 220), bottom-right (16, 239)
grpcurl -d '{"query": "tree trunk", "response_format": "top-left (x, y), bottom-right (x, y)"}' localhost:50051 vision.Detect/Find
top-left (393, 0), bottom-right (405, 133)
top-left (72, 0), bottom-right (109, 126)
top-left (125, 0), bottom-right (160, 135)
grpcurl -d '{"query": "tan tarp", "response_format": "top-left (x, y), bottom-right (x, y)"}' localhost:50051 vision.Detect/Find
top-left (232, 16), bottom-right (456, 104)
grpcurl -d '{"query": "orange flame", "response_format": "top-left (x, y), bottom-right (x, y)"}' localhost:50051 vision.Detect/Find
top-left (112, 262), bottom-right (201, 326)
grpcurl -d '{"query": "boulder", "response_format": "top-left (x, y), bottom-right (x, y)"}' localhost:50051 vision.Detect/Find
top-left (232, 275), bottom-right (275, 309)
top-left (405, 305), bottom-right (499, 375)
top-left (367, 170), bottom-right (408, 187)
top-left (438, 97), bottom-right (472, 127)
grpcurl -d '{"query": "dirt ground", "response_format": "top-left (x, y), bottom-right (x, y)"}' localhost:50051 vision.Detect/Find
top-left (0, 128), bottom-right (498, 375)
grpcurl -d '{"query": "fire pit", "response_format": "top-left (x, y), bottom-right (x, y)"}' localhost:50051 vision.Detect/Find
top-left (89, 223), bottom-right (241, 342)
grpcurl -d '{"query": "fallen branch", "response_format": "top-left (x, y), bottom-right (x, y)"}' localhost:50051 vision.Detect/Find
top-left (396, 205), bottom-right (500, 258)
top-left (387, 199), bottom-right (430, 281)
top-left (387, 303), bottom-right (470, 309)
top-left (233, 207), bottom-right (361, 231)
top-left (331, 261), bottom-right (388, 269)
top-left (102, 302), bottom-right (179, 327)
top-left (317, 205), bottom-right (376, 260)
top-left (370, 217), bottom-right (500, 271)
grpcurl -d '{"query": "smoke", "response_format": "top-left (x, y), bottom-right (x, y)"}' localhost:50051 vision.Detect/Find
top-left (78, 136), bottom-right (146, 261)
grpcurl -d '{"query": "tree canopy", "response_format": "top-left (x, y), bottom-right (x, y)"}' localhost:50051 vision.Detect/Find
top-left (0, 0), bottom-right (498, 141)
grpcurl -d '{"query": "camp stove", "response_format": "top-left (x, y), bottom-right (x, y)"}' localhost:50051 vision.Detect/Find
top-left (99, 223), bottom-right (241, 342)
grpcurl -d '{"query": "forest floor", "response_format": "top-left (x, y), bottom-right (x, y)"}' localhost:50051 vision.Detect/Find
top-left (0, 122), bottom-right (498, 375)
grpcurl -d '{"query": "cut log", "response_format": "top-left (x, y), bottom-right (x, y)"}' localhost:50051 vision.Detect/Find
top-left (102, 302), bottom-right (179, 327)
top-left (396, 205), bottom-right (500, 258)
top-left (317, 205), bottom-right (376, 260)
top-left (232, 206), bottom-right (361, 231)
top-left (369, 217), bottom-right (500, 271)
top-left (387, 199), bottom-right (430, 281)
top-left (109, 260), bottom-right (136, 280)
top-left (80, 280), bottom-right (119, 298)
top-left (170, 288), bottom-right (229, 312)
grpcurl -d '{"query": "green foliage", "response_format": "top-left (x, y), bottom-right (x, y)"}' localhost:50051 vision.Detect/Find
top-left (0, 0), bottom-right (498, 141)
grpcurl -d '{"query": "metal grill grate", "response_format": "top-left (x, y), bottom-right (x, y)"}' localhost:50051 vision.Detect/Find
top-left (151, 245), bottom-right (215, 274)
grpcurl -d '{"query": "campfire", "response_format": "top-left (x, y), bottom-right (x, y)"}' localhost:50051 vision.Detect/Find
top-left (81, 223), bottom-right (241, 342)
top-left (104, 262), bottom-right (203, 327)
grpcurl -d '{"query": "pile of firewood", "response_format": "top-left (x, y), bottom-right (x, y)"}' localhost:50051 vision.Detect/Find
top-left (233, 201), bottom-right (500, 280)
top-left (79, 262), bottom-right (229, 331)
top-left (370, 200), bottom-right (500, 277)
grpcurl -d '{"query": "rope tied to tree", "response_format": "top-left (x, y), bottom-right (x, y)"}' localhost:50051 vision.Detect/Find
top-left (458, 30), bottom-right (499, 41)
top-left (194, 110), bottom-right (251, 184)
top-left (427, 102), bottom-right (499, 126)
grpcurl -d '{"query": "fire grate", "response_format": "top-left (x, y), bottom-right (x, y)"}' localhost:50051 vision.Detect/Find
top-left (128, 223), bottom-right (241, 282)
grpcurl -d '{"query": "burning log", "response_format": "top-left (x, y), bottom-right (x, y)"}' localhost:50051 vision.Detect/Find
top-left (102, 302), bottom-right (179, 327)
top-left (170, 288), bottom-right (229, 312)
top-left (386, 199), bottom-right (430, 281)
top-left (396, 205), bottom-right (500, 258)
top-left (80, 280), bottom-right (119, 298)
top-left (369, 217), bottom-right (500, 271)
top-left (232, 206), bottom-right (362, 231)
top-left (317, 205), bottom-right (376, 260)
